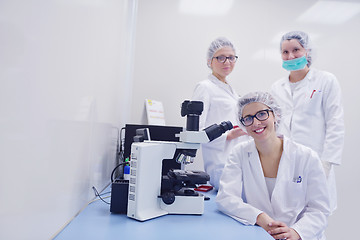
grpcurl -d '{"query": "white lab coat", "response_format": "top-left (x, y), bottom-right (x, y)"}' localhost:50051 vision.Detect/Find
top-left (216, 137), bottom-right (330, 240)
top-left (192, 74), bottom-right (248, 190)
top-left (271, 68), bottom-right (345, 212)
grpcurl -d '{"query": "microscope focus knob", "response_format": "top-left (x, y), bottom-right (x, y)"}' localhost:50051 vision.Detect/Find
top-left (161, 192), bottom-right (175, 205)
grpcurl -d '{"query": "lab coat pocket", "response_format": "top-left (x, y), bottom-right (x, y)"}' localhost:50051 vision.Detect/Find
top-left (284, 182), bottom-right (306, 208)
top-left (303, 90), bottom-right (322, 115)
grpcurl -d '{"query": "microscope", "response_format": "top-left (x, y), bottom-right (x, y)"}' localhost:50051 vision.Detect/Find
top-left (127, 100), bottom-right (232, 221)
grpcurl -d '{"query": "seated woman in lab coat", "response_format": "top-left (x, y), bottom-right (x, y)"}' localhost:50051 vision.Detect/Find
top-left (216, 92), bottom-right (330, 240)
top-left (192, 37), bottom-right (248, 190)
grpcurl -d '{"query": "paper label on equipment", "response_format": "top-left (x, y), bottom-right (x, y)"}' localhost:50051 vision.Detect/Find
top-left (129, 194), bottom-right (135, 201)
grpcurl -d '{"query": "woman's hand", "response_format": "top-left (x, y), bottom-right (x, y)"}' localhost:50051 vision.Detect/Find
top-left (226, 126), bottom-right (247, 140)
top-left (256, 212), bottom-right (274, 232)
top-left (267, 221), bottom-right (300, 240)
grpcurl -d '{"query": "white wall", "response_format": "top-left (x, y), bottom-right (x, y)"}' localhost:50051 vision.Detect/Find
top-left (130, 1), bottom-right (360, 239)
top-left (0, 0), bottom-right (135, 239)
top-left (1, 1), bottom-right (359, 239)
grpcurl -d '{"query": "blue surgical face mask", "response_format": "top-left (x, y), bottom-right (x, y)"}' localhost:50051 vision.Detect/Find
top-left (282, 55), bottom-right (308, 71)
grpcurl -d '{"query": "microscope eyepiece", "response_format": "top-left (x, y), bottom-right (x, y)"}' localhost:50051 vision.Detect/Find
top-left (219, 121), bottom-right (233, 131)
top-left (204, 121), bottom-right (233, 142)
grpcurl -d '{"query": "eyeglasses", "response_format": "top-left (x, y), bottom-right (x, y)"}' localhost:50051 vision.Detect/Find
top-left (213, 55), bottom-right (238, 63)
top-left (240, 109), bottom-right (273, 127)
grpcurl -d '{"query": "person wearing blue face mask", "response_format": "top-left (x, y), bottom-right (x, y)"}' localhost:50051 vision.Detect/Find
top-left (271, 31), bottom-right (345, 214)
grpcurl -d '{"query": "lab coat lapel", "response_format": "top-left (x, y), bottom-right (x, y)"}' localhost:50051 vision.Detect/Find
top-left (208, 74), bottom-right (239, 101)
top-left (290, 70), bottom-right (313, 108)
top-left (246, 142), bottom-right (274, 213)
top-left (272, 137), bottom-right (294, 198)
top-left (280, 77), bottom-right (292, 101)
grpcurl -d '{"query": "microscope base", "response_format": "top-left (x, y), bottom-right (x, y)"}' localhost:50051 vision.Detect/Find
top-left (160, 194), bottom-right (204, 215)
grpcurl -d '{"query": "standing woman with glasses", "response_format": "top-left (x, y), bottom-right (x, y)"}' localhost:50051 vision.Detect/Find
top-left (271, 31), bottom-right (345, 214)
top-left (217, 92), bottom-right (330, 240)
top-left (192, 37), bottom-right (248, 190)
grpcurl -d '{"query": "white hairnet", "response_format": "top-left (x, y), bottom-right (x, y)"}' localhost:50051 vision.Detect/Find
top-left (238, 91), bottom-right (282, 131)
top-left (280, 31), bottom-right (313, 67)
top-left (207, 37), bottom-right (236, 68)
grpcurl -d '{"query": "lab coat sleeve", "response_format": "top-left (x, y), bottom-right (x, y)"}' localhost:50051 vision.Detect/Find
top-left (216, 148), bottom-right (263, 225)
top-left (291, 150), bottom-right (331, 239)
top-left (270, 80), bottom-right (283, 103)
top-left (270, 81), bottom-right (289, 137)
top-left (192, 82), bottom-right (210, 130)
top-left (321, 73), bottom-right (345, 165)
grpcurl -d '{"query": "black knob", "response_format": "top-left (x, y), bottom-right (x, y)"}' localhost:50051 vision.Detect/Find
top-left (161, 192), bottom-right (175, 205)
